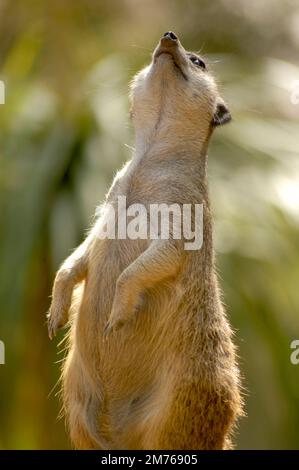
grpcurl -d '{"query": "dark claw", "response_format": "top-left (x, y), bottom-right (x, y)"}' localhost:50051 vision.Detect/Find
top-left (48, 323), bottom-right (55, 340)
top-left (103, 322), bottom-right (112, 339)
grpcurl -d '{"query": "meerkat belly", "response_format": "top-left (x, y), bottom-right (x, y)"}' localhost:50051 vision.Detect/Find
top-left (99, 280), bottom-right (178, 389)
top-left (73, 237), bottom-right (170, 379)
top-left (74, 251), bottom-right (181, 418)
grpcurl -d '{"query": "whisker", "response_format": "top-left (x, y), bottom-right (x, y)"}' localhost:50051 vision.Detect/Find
top-left (129, 44), bottom-right (152, 52)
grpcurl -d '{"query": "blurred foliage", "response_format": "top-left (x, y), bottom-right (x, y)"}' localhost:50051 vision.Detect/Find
top-left (0, 0), bottom-right (299, 449)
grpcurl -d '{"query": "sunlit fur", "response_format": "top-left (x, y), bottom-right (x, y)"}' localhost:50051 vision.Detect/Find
top-left (48, 33), bottom-right (243, 450)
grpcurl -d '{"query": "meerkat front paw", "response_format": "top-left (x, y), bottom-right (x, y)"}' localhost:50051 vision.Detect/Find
top-left (47, 269), bottom-right (75, 339)
top-left (103, 286), bottom-right (144, 338)
top-left (103, 303), bottom-right (139, 337)
top-left (47, 303), bottom-right (69, 340)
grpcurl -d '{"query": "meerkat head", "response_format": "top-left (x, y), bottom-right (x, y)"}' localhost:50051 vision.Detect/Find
top-left (130, 31), bottom-right (231, 138)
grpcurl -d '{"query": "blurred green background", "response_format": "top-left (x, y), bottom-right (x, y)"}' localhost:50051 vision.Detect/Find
top-left (0, 0), bottom-right (299, 449)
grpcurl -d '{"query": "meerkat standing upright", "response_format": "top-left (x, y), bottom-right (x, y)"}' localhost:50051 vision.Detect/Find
top-left (48, 32), bottom-right (243, 450)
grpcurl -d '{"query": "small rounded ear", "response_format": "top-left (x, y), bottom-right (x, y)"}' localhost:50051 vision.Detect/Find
top-left (212, 101), bottom-right (232, 127)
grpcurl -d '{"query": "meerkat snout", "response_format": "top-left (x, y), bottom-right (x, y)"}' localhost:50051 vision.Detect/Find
top-left (162, 31), bottom-right (178, 41)
top-left (212, 101), bottom-right (232, 126)
top-left (130, 32), bottom-right (231, 134)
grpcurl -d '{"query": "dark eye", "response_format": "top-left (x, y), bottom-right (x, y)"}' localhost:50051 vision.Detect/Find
top-left (190, 56), bottom-right (206, 70)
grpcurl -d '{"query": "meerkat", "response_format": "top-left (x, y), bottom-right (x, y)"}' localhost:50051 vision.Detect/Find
top-left (48, 31), bottom-right (243, 450)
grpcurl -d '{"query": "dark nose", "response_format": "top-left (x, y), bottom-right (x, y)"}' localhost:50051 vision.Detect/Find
top-left (163, 31), bottom-right (178, 41)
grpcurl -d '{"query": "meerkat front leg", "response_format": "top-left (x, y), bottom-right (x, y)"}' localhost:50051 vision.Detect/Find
top-left (47, 236), bottom-right (92, 339)
top-left (104, 239), bottom-right (184, 335)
